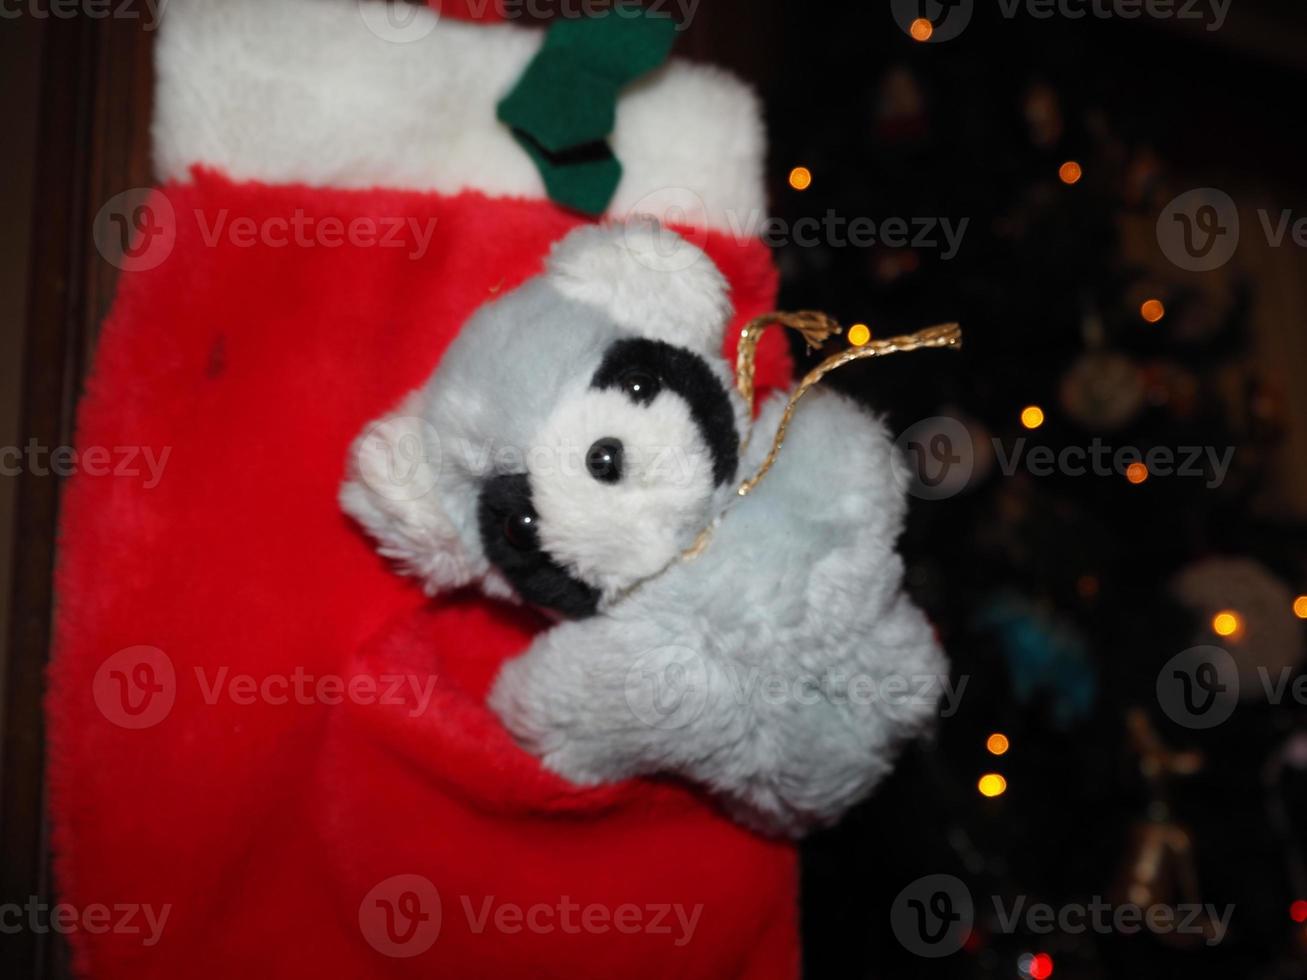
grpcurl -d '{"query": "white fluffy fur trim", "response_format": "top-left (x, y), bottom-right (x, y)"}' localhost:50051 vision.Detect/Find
top-left (153, 0), bottom-right (766, 232)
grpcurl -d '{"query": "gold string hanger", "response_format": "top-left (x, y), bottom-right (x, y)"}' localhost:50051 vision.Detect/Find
top-left (626, 313), bottom-right (963, 589)
top-left (733, 312), bottom-right (963, 496)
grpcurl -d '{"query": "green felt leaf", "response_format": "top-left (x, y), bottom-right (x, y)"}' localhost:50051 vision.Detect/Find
top-left (496, 8), bottom-right (677, 215)
top-left (543, 10), bottom-right (677, 83)
top-left (497, 52), bottom-right (618, 153)
top-left (515, 135), bottom-right (623, 217)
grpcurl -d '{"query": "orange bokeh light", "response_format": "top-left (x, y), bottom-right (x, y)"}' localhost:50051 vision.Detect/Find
top-left (1212, 610), bottom-right (1242, 638)
top-left (978, 773), bottom-right (1007, 797)
top-left (1141, 299), bottom-right (1166, 323)
top-left (909, 17), bottom-right (934, 41)
top-left (1058, 161), bottom-right (1083, 185)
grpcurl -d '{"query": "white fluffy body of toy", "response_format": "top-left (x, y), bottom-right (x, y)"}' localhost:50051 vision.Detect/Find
top-left (341, 221), bottom-right (947, 837)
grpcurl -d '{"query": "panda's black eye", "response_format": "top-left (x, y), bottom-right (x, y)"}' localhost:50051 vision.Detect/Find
top-left (503, 511), bottom-right (539, 551)
top-left (617, 368), bottom-right (660, 405)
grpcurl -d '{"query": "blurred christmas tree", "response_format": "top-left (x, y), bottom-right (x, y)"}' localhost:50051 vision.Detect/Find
top-left (754, 7), bottom-right (1307, 979)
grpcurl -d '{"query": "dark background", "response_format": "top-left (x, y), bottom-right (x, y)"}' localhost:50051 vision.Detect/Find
top-left (3, 1), bottom-right (1307, 978)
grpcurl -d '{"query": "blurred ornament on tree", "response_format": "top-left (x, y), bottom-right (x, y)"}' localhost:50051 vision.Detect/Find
top-left (1112, 709), bottom-right (1222, 948)
top-left (1171, 557), bottom-right (1305, 697)
top-left (873, 65), bottom-right (928, 145)
top-left (1124, 149), bottom-right (1164, 209)
top-left (1264, 731), bottom-right (1307, 934)
top-left (975, 593), bottom-right (1098, 729)
top-left (1060, 351), bottom-right (1146, 431)
top-left (870, 246), bottom-right (921, 284)
top-left (1142, 362), bottom-right (1200, 417)
top-left (1023, 82), bottom-right (1063, 148)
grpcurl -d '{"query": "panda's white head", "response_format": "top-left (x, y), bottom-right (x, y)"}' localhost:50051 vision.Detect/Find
top-left (342, 220), bottom-right (750, 617)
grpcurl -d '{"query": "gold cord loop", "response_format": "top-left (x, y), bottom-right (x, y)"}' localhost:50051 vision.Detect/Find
top-left (733, 315), bottom-right (962, 497)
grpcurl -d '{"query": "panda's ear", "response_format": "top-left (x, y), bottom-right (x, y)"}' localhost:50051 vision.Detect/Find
top-left (340, 392), bottom-right (476, 595)
top-left (544, 219), bottom-right (731, 357)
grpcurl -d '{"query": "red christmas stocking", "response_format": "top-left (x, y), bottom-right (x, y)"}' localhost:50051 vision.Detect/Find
top-left (48, 0), bottom-right (796, 977)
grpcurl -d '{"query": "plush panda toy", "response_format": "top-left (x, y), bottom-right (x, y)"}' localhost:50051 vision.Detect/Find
top-left (341, 220), bottom-right (946, 837)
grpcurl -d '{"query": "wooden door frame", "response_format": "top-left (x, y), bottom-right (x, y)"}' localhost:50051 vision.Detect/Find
top-left (0, 13), bottom-right (154, 979)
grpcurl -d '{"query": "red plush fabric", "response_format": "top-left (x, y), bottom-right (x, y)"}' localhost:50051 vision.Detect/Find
top-left (430, 0), bottom-right (508, 21)
top-left (47, 170), bottom-right (796, 978)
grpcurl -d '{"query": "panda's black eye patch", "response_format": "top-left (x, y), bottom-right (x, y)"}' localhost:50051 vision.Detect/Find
top-left (502, 511), bottom-right (539, 550)
top-left (590, 338), bottom-right (739, 486)
top-left (615, 368), bottom-right (660, 404)
top-left (477, 473), bottom-right (600, 619)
